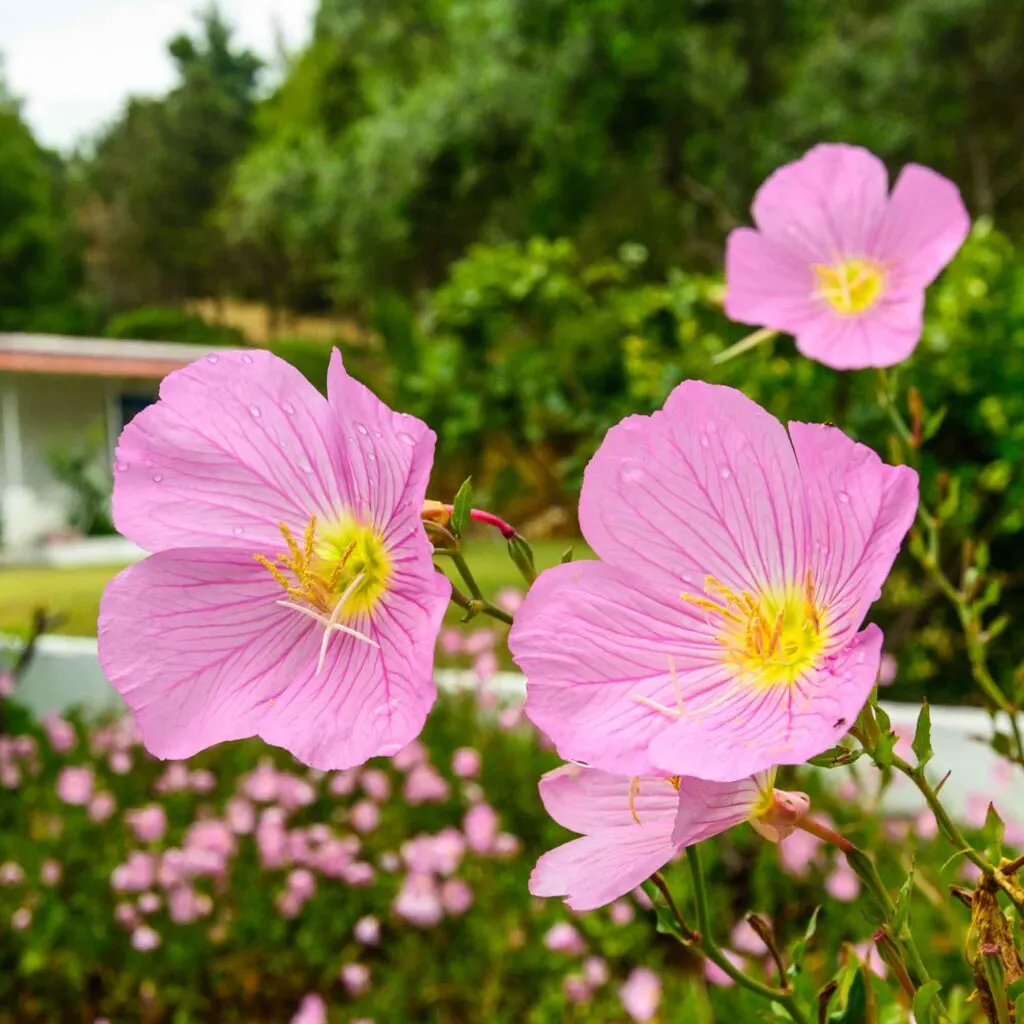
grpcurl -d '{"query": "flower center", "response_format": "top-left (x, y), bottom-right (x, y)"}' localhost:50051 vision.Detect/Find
top-left (255, 515), bottom-right (391, 618)
top-left (683, 575), bottom-right (827, 688)
top-left (813, 258), bottom-right (884, 316)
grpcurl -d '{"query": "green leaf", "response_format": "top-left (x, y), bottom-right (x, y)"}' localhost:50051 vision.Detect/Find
top-left (892, 860), bottom-right (914, 934)
top-left (923, 406), bottom-right (947, 443)
top-left (789, 906), bottom-right (821, 975)
top-left (992, 732), bottom-right (1014, 758)
top-left (450, 478), bottom-right (473, 537)
top-left (984, 802), bottom-right (1005, 859)
top-left (912, 980), bottom-right (942, 1024)
top-left (830, 968), bottom-right (867, 1024)
top-left (808, 746), bottom-right (864, 769)
top-left (911, 701), bottom-right (933, 768)
top-left (559, 546), bottom-right (575, 564)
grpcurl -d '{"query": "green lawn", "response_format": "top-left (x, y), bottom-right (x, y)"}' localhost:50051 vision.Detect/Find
top-left (0, 539), bottom-right (591, 638)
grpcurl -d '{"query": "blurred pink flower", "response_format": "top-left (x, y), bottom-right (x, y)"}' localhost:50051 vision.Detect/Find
top-left (731, 918), bottom-right (769, 956)
top-left (108, 750), bottom-right (133, 775)
top-left (186, 820), bottom-right (235, 860)
top-left (464, 629), bottom-right (496, 655)
top-left (225, 798), bottom-right (255, 835)
top-left (0, 765), bottom-right (20, 789)
top-left (464, 803), bottom-right (499, 854)
top-left (343, 862), bottom-right (375, 886)
top-left (394, 872), bottom-right (443, 927)
top-left (962, 861), bottom-right (983, 884)
top-left (289, 994), bottom-right (326, 1024)
top-left (361, 768), bottom-right (391, 802)
top-left (724, 144), bottom-right (970, 369)
top-left (88, 792), bottom-right (117, 823)
top-left (0, 862), bottom-right (24, 886)
top-left (451, 747), bottom-right (481, 778)
top-left (189, 769), bottom-right (216, 793)
top-left (138, 892), bottom-right (162, 914)
top-left (131, 926), bottom-right (161, 952)
top-left (438, 627), bottom-right (462, 656)
top-left (609, 900), bottom-right (635, 926)
top-left (115, 902), bottom-right (138, 927)
top-left (354, 915), bottom-right (380, 945)
top-left (112, 852), bottom-right (156, 893)
top-left (99, 349), bottom-right (450, 770)
top-left (11, 907), bottom-right (31, 931)
top-left (350, 800), bottom-right (381, 834)
top-left (915, 809), bottom-right (939, 840)
top-left (493, 833), bottom-right (521, 858)
top-left (278, 775), bottom-right (316, 811)
top-left (155, 763), bottom-right (190, 794)
top-left (620, 966), bottom-right (662, 1020)
top-left (543, 922), bottom-right (586, 955)
top-left (511, 383), bottom-right (916, 781)
top-left (966, 794), bottom-right (992, 829)
top-left (378, 852), bottom-right (400, 873)
top-left (392, 739), bottom-right (427, 771)
top-left (243, 762), bottom-right (281, 802)
top-left (328, 768), bottom-right (358, 796)
top-left (40, 859), bottom-right (62, 887)
top-left (878, 653), bottom-right (897, 687)
top-left (287, 868), bottom-right (317, 901)
top-left (0, 669), bottom-right (14, 697)
top-left (497, 705), bottom-right (522, 731)
top-left (778, 827), bottom-right (822, 879)
top-left (441, 878), bottom-right (473, 916)
top-left (43, 714), bottom-right (77, 754)
top-left (56, 765), bottom-right (95, 806)
top-left (341, 962), bottom-right (371, 996)
top-left (855, 940), bottom-right (887, 979)
top-left (703, 951), bottom-right (744, 988)
top-left (583, 956), bottom-right (609, 987)
top-left (563, 975), bottom-right (591, 1004)
top-left (496, 587), bottom-right (524, 614)
top-left (825, 857), bottom-right (862, 902)
top-left (403, 764), bottom-right (449, 805)
top-left (276, 890), bottom-right (304, 919)
top-left (473, 651), bottom-right (499, 681)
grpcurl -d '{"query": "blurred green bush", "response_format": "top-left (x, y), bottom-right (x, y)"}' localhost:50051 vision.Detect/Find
top-left (103, 307), bottom-right (247, 347)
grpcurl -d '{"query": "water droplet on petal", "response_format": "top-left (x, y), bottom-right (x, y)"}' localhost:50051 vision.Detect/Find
top-left (282, 402), bottom-right (295, 415)
top-left (232, 526), bottom-right (244, 536)
top-left (367, 453), bottom-right (376, 461)
top-left (249, 405), bottom-right (261, 419)
top-left (619, 461), bottom-right (644, 484)
top-left (396, 431), bottom-right (415, 446)
top-left (699, 433), bottom-right (710, 448)
top-left (720, 467), bottom-right (731, 481)
top-left (152, 473), bottom-right (163, 483)
top-left (114, 460), bottom-right (129, 473)
top-left (241, 353), bottom-right (254, 365)
top-left (206, 354), bottom-right (219, 364)
top-left (356, 422), bottom-right (368, 435)
top-left (838, 491), bottom-right (850, 504)
top-left (373, 430), bottom-right (383, 439)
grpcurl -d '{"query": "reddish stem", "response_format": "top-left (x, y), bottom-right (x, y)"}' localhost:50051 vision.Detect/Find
top-left (796, 816), bottom-right (854, 854)
top-left (443, 505), bottom-right (517, 540)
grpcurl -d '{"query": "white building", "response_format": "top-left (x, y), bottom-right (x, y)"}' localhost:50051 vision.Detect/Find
top-left (0, 333), bottom-right (238, 551)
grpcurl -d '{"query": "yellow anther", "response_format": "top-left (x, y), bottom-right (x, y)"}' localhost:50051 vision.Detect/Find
top-left (628, 776), bottom-right (642, 824)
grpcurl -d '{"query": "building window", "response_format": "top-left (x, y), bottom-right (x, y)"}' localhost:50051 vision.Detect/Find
top-left (118, 393), bottom-right (155, 428)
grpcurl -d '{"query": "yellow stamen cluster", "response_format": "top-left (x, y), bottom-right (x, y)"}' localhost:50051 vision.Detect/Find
top-left (255, 515), bottom-right (391, 618)
top-left (683, 573), bottom-right (827, 688)
top-left (813, 257), bottom-right (885, 316)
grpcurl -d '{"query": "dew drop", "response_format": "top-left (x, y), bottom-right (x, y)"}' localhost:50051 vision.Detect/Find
top-left (114, 460), bottom-right (129, 473)
top-left (356, 422), bottom-right (368, 435)
top-left (368, 453), bottom-right (377, 461)
top-left (396, 431), bottom-right (416, 446)
top-left (619, 461), bottom-right (644, 484)
top-left (206, 354), bottom-right (219, 364)
top-left (241, 353), bottom-right (254, 365)
top-left (232, 526), bottom-right (244, 536)
top-left (838, 491), bottom-right (850, 504)
top-left (249, 404), bottom-right (261, 419)
top-left (720, 467), bottom-right (731, 481)
top-left (282, 401), bottom-right (296, 415)
top-left (699, 433), bottom-right (710, 448)
top-left (373, 430), bottom-right (383, 439)
top-left (152, 473), bottom-right (163, 483)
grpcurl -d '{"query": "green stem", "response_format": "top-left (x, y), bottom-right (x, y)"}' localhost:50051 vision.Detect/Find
top-left (685, 847), bottom-right (809, 1024)
top-left (711, 327), bottom-right (777, 366)
top-left (442, 550), bottom-right (514, 625)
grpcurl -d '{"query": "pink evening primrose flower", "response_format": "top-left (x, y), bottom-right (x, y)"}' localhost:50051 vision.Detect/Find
top-left (290, 994), bottom-right (327, 1024)
top-left (620, 967), bottom-right (662, 1022)
top-left (530, 764), bottom-right (809, 911)
top-left (724, 143), bottom-right (970, 370)
top-left (98, 349), bottom-right (451, 770)
top-left (510, 381), bottom-right (917, 782)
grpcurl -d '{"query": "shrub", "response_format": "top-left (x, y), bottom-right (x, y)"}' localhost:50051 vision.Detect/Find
top-left (103, 307), bottom-right (247, 347)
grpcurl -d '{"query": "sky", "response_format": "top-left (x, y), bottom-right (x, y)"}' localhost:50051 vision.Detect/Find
top-left (2, 0), bottom-right (318, 151)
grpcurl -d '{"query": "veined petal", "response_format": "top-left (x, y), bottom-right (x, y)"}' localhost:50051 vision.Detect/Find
top-left (579, 380), bottom-right (809, 595)
top-left (647, 626), bottom-right (883, 782)
top-left (671, 776), bottom-right (761, 847)
top-left (538, 764), bottom-right (681, 835)
top-left (873, 164), bottom-right (970, 289)
top-left (789, 422), bottom-right (918, 641)
top-left (99, 548), bottom-right (449, 769)
top-left (511, 560), bottom-right (725, 777)
top-left (752, 144), bottom-right (889, 262)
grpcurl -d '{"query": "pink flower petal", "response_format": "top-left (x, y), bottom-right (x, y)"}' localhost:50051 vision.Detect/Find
top-left (99, 549), bottom-right (448, 768)
top-left (789, 422), bottom-right (918, 639)
top-left (671, 776), bottom-right (760, 847)
top-left (648, 625), bottom-right (883, 781)
top-left (873, 164), bottom-right (971, 289)
top-left (579, 380), bottom-right (808, 596)
top-left (513, 560), bottom-right (724, 776)
top-left (751, 144), bottom-right (889, 262)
